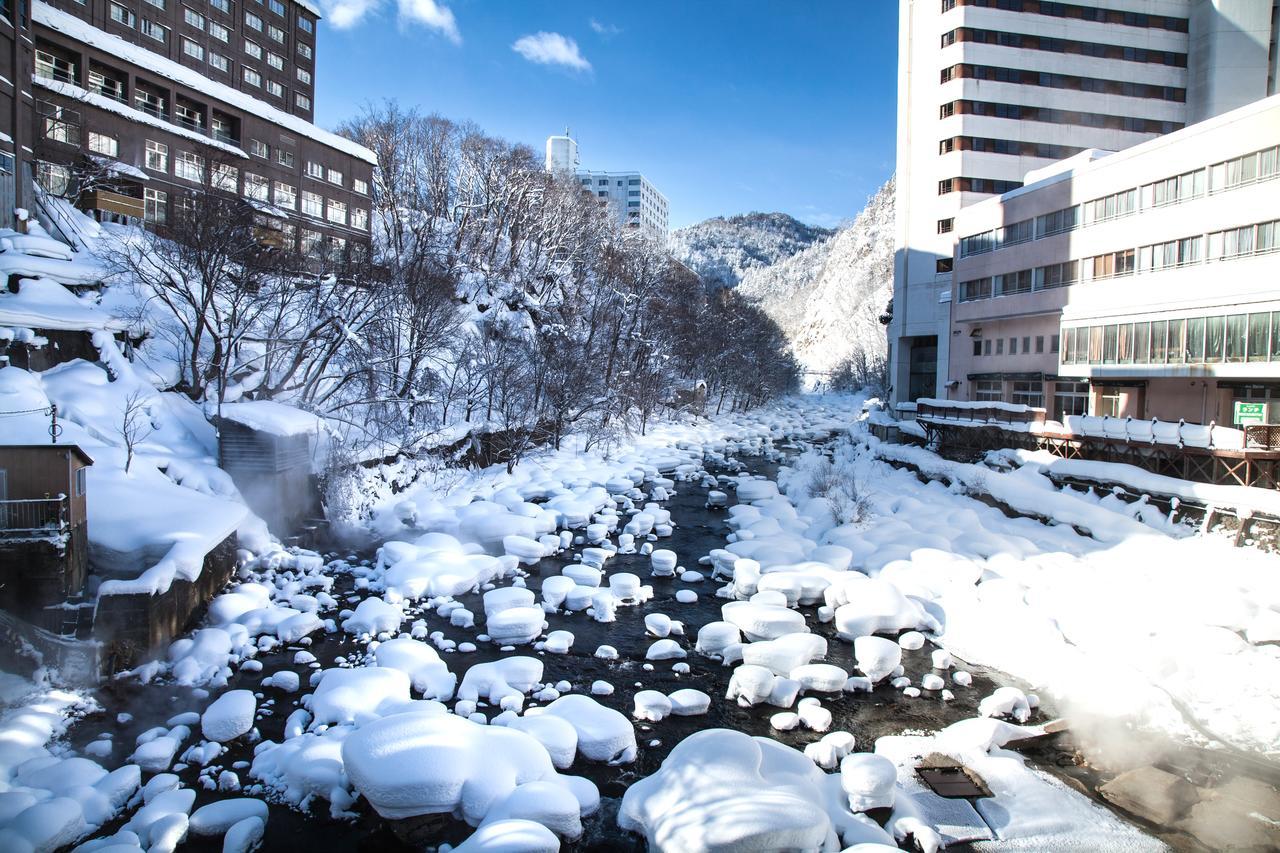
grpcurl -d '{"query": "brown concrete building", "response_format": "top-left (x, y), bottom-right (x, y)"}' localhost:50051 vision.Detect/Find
top-left (25, 0), bottom-right (374, 258)
top-left (0, 0), bottom-right (35, 225)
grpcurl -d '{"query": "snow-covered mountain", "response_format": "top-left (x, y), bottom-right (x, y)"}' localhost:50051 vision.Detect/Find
top-left (737, 179), bottom-right (895, 376)
top-left (669, 212), bottom-right (835, 290)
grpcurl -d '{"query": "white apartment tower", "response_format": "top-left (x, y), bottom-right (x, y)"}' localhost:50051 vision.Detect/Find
top-left (546, 131), bottom-right (579, 173)
top-left (576, 171), bottom-right (671, 241)
top-left (888, 0), bottom-right (1279, 406)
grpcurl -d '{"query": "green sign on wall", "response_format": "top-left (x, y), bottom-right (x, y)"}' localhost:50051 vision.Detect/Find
top-left (1233, 401), bottom-right (1266, 426)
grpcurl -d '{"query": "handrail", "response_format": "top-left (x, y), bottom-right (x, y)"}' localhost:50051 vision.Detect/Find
top-left (0, 496), bottom-right (69, 536)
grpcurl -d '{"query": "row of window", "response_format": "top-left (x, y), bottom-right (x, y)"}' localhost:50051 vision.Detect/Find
top-left (957, 219), bottom-right (1280, 302)
top-left (941, 27), bottom-right (1187, 67)
top-left (143, 189), bottom-right (351, 263)
top-left (938, 135), bottom-right (1081, 160)
top-left (141, 143), bottom-right (368, 228)
top-left (937, 176), bottom-right (1023, 195)
top-left (956, 145), bottom-right (1280, 258)
top-left (940, 63), bottom-right (1185, 103)
top-left (1061, 312), bottom-right (1280, 367)
top-left (940, 0), bottom-right (1188, 32)
top-left (970, 333), bottom-right (1060, 357)
top-left (107, 0), bottom-right (313, 37)
top-left (939, 100), bottom-right (1182, 136)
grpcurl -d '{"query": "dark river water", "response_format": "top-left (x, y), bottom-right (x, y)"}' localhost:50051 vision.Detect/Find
top-left (68, 442), bottom-right (1021, 851)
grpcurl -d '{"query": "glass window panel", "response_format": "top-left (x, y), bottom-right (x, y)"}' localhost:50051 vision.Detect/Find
top-left (1103, 325), bottom-right (1118, 363)
top-left (1118, 323), bottom-right (1132, 363)
top-left (1134, 322), bottom-right (1150, 363)
top-left (1226, 314), bottom-right (1247, 362)
top-left (1151, 320), bottom-right (1168, 362)
top-left (1088, 326), bottom-right (1103, 363)
top-left (1186, 317), bottom-right (1205, 362)
top-left (1247, 313), bottom-right (1270, 361)
top-left (1166, 319), bottom-right (1184, 363)
top-left (1271, 313), bottom-right (1280, 361)
top-left (1205, 316), bottom-right (1224, 362)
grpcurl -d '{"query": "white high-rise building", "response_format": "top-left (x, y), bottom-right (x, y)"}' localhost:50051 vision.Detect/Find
top-left (575, 171), bottom-right (670, 241)
top-left (888, 0), bottom-right (1279, 406)
top-left (546, 131), bottom-right (579, 173)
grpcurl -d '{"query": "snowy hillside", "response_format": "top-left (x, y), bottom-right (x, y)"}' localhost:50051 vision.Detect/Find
top-left (669, 212), bottom-right (834, 290)
top-left (737, 179), bottom-right (895, 377)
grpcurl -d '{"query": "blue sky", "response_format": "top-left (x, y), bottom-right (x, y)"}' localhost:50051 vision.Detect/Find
top-left (313, 1), bottom-right (898, 229)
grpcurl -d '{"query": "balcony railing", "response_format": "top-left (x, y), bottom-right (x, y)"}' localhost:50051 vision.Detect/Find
top-left (0, 497), bottom-right (69, 538)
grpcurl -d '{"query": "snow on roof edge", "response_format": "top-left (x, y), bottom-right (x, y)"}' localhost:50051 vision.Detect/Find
top-left (33, 2), bottom-right (375, 165)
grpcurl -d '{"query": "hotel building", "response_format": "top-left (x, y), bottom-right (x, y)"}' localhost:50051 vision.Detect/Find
top-left (948, 93), bottom-right (1279, 425)
top-left (889, 0), bottom-right (1278, 407)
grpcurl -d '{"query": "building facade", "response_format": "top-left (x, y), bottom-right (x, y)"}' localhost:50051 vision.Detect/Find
top-left (18, 0), bottom-right (374, 256)
top-left (948, 93), bottom-right (1279, 426)
top-left (545, 131), bottom-right (578, 174)
top-left (888, 0), bottom-right (1279, 407)
top-left (576, 169), bottom-right (669, 241)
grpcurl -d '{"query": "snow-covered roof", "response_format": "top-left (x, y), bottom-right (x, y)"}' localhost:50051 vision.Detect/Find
top-left (295, 0), bottom-right (322, 19)
top-left (92, 156), bottom-right (150, 182)
top-left (0, 277), bottom-right (129, 332)
top-left (218, 399), bottom-right (324, 436)
top-left (33, 2), bottom-right (375, 166)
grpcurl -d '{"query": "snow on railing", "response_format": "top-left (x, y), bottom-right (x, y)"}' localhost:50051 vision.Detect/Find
top-left (1056, 415), bottom-right (1245, 450)
top-left (0, 496), bottom-right (68, 537)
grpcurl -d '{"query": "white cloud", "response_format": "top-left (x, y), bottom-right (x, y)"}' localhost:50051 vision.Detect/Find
top-left (319, 0), bottom-right (459, 40)
top-left (589, 18), bottom-right (620, 37)
top-left (397, 0), bottom-right (461, 43)
top-left (320, 0), bottom-right (381, 29)
top-left (511, 32), bottom-right (591, 72)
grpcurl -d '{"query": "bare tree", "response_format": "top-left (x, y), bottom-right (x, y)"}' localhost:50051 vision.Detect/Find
top-left (118, 389), bottom-right (155, 474)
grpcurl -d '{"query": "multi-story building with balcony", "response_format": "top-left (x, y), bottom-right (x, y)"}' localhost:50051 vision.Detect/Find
top-left (947, 93), bottom-right (1279, 426)
top-left (0, 0), bottom-right (35, 222)
top-left (576, 169), bottom-right (668, 241)
top-left (888, 0), bottom-right (1278, 407)
top-left (24, 0), bottom-right (374, 256)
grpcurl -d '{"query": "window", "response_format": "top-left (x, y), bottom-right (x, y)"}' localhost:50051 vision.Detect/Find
top-left (209, 52), bottom-right (229, 71)
top-left (37, 162), bottom-right (72, 196)
top-left (327, 199), bottom-right (347, 224)
top-left (936, 258), bottom-right (953, 273)
top-left (41, 103), bottom-right (80, 145)
top-left (306, 160), bottom-right (324, 179)
top-left (246, 12), bottom-right (263, 30)
top-left (110, 3), bottom-right (136, 26)
top-left (351, 207), bottom-right (368, 230)
top-left (267, 52), bottom-right (284, 70)
top-left (88, 132), bottom-right (118, 157)
top-left (176, 150), bottom-right (204, 182)
top-left (212, 163), bottom-right (238, 191)
top-left (1035, 336), bottom-right (1044, 354)
top-left (297, 67), bottom-right (311, 85)
top-left (994, 269), bottom-right (1031, 296)
top-left (141, 187), bottom-right (167, 224)
top-left (245, 39), bottom-right (263, 59)
top-left (1036, 206), bottom-right (1079, 237)
top-left (244, 172), bottom-right (269, 201)
top-left (210, 0), bottom-right (230, 12)
top-left (268, 0), bottom-right (284, 14)
top-left (1149, 169), bottom-right (1205, 206)
top-left (1022, 336), bottom-right (1031, 354)
top-left (297, 41), bottom-right (312, 59)
top-left (268, 81), bottom-right (284, 97)
top-left (209, 21), bottom-right (229, 41)
top-left (184, 7), bottom-right (205, 28)
top-left (353, 177), bottom-right (368, 194)
top-left (145, 139), bottom-right (168, 171)
top-left (301, 190), bottom-right (322, 216)
top-left (277, 149), bottom-right (295, 168)
top-left (958, 277), bottom-right (991, 301)
top-left (1054, 382), bottom-right (1089, 420)
top-left (143, 0), bottom-right (166, 8)
top-left (243, 67), bottom-right (261, 86)
top-left (1084, 188), bottom-right (1137, 223)
top-left (1009, 337), bottom-right (1017, 355)
top-left (250, 139), bottom-right (269, 158)
top-left (268, 24), bottom-right (285, 43)
top-left (75, 466), bottom-right (87, 497)
top-left (1035, 260), bottom-right (1078, 289)
top-left (937, 218), bottom-right (953, 234)
top-left (1143, 235), bottom-right (1202, 271)
top-left (1225, 314), bottom-right (1247, 362)
top-left (972, 339), bottom-right (983, 357)
top-left (141, 19), bottom-right (167, 41)
top-left (1089, 249), bottom-right (1135, 279)
top-left (974, 380), bottom-right (1002, 402)
top-left (1011, 381), bottom-right (1043, 408)
top-left (938, 178), bottom-right (954, 194)
top-left (996, 339), bottom-right (1004, 355)
top-left (183, 38), bottom-right (204, 60)
top-left (983, 339), bottom-right (992, 356)
top-left (301, 229), bottom-right (322, 256)
top-left (274, 182), bottom-right (296, 209)
top-left (299, 15), bottom-right (314, 33)
top-left (295, 94), bottom-right (311, 111)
